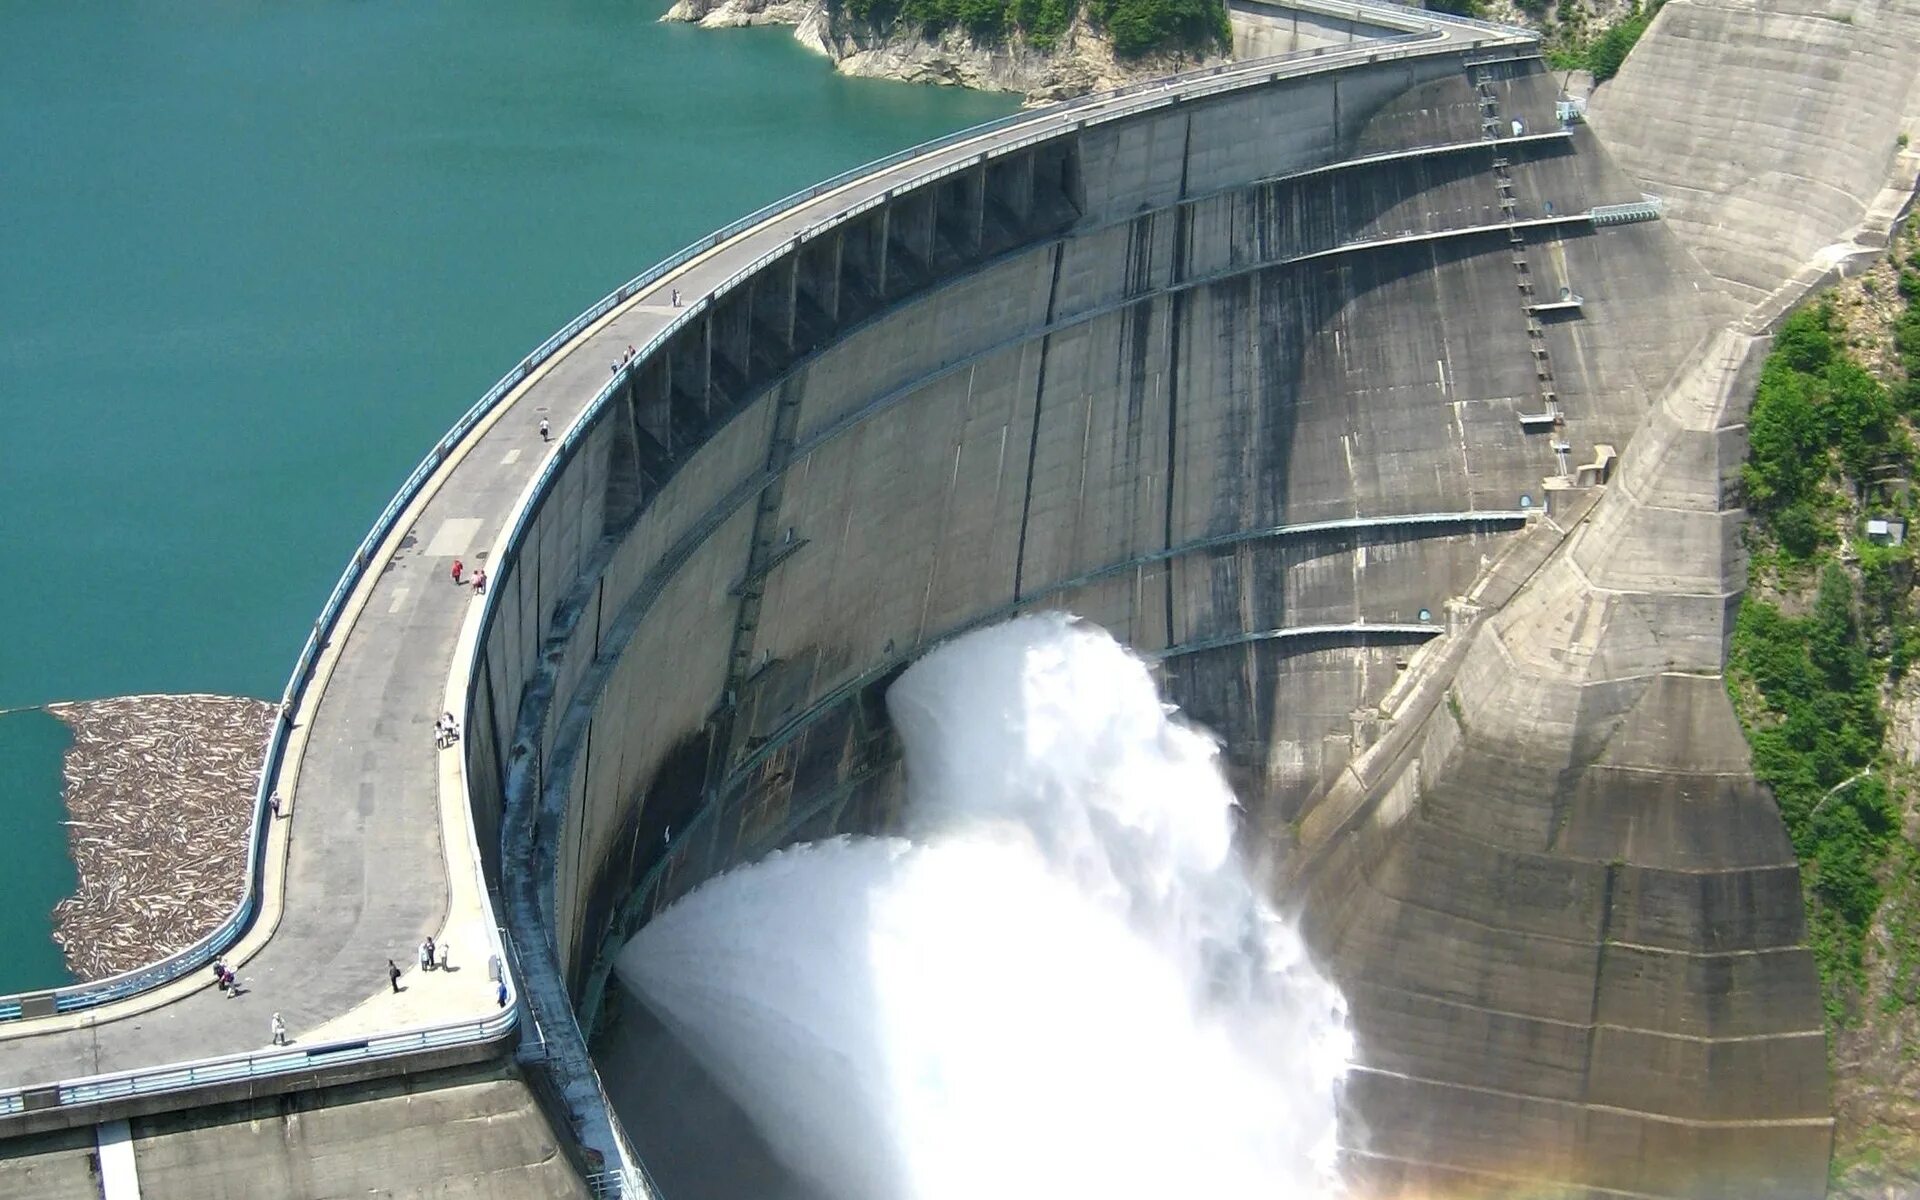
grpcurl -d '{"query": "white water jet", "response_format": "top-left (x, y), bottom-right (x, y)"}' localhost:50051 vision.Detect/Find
top-left (617, 612), bottom-right (1353, 1200)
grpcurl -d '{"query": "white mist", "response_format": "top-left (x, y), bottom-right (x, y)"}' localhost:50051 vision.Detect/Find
top-left (616, 612), bottom-right (1353, 1200)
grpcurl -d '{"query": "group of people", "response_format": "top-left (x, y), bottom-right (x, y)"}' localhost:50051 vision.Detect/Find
top-left (385, 945), bottom-right (508, 1008)
top-left (449, 558), bottom-right (486, 594)
top-left (434, 711), bottom-right (461, 748)
top-left (611, 342), bottom-right (639, 375)
top-left (214, 958), bottom-right (289, 1047)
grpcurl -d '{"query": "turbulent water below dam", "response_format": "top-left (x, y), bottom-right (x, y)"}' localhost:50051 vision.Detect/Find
top-left (617, 614), bottom-right (1354, 1199)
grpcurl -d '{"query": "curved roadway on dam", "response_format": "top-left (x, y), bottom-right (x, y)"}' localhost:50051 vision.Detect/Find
top-left (0, 3), bottom-right (1527, 1133)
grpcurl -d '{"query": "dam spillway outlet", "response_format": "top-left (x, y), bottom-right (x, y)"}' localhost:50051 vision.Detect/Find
top-left (615, 615), bottom-right (1354, 1200)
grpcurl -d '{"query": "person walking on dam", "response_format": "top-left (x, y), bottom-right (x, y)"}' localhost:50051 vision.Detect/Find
top-left (538, 416), bottom-right (550, 443)
top-left (270, 1013), bottom-right (287, 1046)
top-left (388, 959), bottom-right (402, 993)
top-left (450, 558), bottom-right (464, 585)
top-left (420, 936), bottom-right (436, 971)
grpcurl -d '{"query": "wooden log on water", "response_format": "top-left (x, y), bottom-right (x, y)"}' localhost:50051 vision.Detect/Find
top-left (43, 695), bottom-right (274, 982)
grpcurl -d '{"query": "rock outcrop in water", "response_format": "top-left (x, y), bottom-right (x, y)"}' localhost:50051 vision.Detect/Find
top-left (661, 0), bottom-right (1222, 103)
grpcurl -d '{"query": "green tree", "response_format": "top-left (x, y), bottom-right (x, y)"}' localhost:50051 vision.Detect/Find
top-left (1824, 357), bottom-right (1898, 480)
top-left (1587, 1), bottom-right (1662, 82)
top-left (1773, 302), bottom-right (1836, 375)
top-left (1742, 361), bottom-right (1826, 509)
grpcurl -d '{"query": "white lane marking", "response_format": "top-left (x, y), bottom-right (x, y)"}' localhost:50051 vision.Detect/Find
top-left (97, 1119), bottom-right (140, 1199)
top-left (388, 586), bottom-right (411, 614)
top-left (423, 517), bottom-right (483, 557)
top-left (501, 447), bottom-right (522, 465)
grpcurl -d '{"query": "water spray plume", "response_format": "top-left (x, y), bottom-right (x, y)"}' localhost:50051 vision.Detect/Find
top-left (618, 612), bottom-right (1354, 1199)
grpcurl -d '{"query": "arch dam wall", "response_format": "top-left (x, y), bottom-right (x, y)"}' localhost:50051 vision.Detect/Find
top-left (464, 41), bottom-right (1820, 1198)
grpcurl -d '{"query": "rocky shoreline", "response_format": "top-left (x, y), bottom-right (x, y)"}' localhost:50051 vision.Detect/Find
top-left (661, 0), bottom-right (1224, 103)
top-left (47, 694), bottom-right (273, 982)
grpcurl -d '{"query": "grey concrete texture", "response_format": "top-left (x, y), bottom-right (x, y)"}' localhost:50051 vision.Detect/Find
top-left (0, 1068), bottom-right (586, 1200)
top-left (1229, 0), bottom-right (1408, 59)
top-left (483, 51), bottom-right (1606, 991)
top-left (445, 31), bottom-right (1847, 1200)
top-left (0, 1127), bottom-right (98, 1200)
top-left (1291, 312), bottom-right (1830, 1193)
top-left (127, 1065), bottom-right (587, 1200)
top-left (1587, 0), bottom-right (1920, 305)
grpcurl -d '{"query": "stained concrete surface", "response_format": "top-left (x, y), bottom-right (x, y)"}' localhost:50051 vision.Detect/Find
top-left (0, 1065), bottom-right (585, 1200)
top-left (0, 1128), bottom-right (99, 1200)
top-left (1588, 0), bottom-right (1920, 305)
top-left (596, 1001), bottom-right (825, 1200)
top-left (482, 50), bottom-right (1822, 1197)
top-left (451, 15), bottom-right (1885, 1196)
top-left (152, 1065), bottom-right (581, 1200)
top-left (1293, 328), bottom-right (1833, 1197)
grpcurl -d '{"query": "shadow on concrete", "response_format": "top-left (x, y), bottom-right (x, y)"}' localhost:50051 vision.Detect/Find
top-left (595, 990), bottom-right (833, 1200)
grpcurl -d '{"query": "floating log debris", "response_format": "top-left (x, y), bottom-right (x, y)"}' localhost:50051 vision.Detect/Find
top-left (45, 695), bottom-right (274, 983)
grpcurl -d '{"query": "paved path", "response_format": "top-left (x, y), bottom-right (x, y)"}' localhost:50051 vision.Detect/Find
top-left (0, 14), bottom-right (1515, 1096)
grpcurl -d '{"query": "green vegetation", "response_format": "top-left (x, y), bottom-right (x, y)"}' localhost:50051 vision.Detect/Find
top-left (1585, 0), bottom-right (1659, 80)
top-left (1545, 0), bottom-right (1663, 81)
top-left (1733, 572), bottom-right (1898, 1019)
top-left (1730, 293), bottom-right (1920, 1023)
top-left (838, 0), bottom-right (1226, 55)
top-left (1087, 0), bottom-right (1228, 57)
top-left (1897, 255), bottom-right (1920, 410)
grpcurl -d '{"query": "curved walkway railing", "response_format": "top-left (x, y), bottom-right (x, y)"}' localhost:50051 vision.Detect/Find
top-left (0, 1007), bottom-right (517, 1118)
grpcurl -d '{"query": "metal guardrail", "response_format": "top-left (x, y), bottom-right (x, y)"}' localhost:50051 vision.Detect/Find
top-left (0, 1004), bottom-right (517, 1119)
top-left (1591, 192), bottom-right (1665, 225)
top-left (1243, 0), bottom-right (1533, 38)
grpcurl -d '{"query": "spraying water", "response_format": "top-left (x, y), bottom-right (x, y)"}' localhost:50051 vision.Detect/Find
top-left (616, 613), bottom-right (1353, 1200)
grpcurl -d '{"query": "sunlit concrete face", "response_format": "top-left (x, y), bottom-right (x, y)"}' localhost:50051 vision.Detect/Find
top-left (465, 50), bottom-right (1827, 1200)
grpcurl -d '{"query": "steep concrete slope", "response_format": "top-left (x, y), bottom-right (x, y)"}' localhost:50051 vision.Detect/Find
top-left (463, 37), bottom-right (1805, 1194)
top-left (1587, 0), bottom-right (1920, 306)
top-left (527, 56), bottom-right (1752, 1197)
top-left (1278, 8), bottom-right (1920, 1193)
top-left (1292, 327), bottom-right (1831, 1198)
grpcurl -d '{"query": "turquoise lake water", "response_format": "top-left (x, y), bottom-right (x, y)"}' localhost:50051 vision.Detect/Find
top-left (0, 0), bottom-right (1016, 992)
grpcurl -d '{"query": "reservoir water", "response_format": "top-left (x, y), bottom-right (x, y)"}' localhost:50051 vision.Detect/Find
top-left (0, 0), bottom-right (1016, 993)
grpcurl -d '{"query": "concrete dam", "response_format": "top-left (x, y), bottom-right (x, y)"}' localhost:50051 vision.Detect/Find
top-left (13, 0), bottom-right (1920, 1192)
top-left (461, 11), bottom-right (1837, 1197)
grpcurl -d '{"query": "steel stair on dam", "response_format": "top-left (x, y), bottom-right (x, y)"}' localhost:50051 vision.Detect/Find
top-left (1464, 56), bottom-right (1662, 473)
top-left (1479, 56), bottom-right (1569, 459)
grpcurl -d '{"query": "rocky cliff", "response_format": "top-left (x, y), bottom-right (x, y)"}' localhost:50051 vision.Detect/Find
top-left (660, 0), bottom-right (1223, 103)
